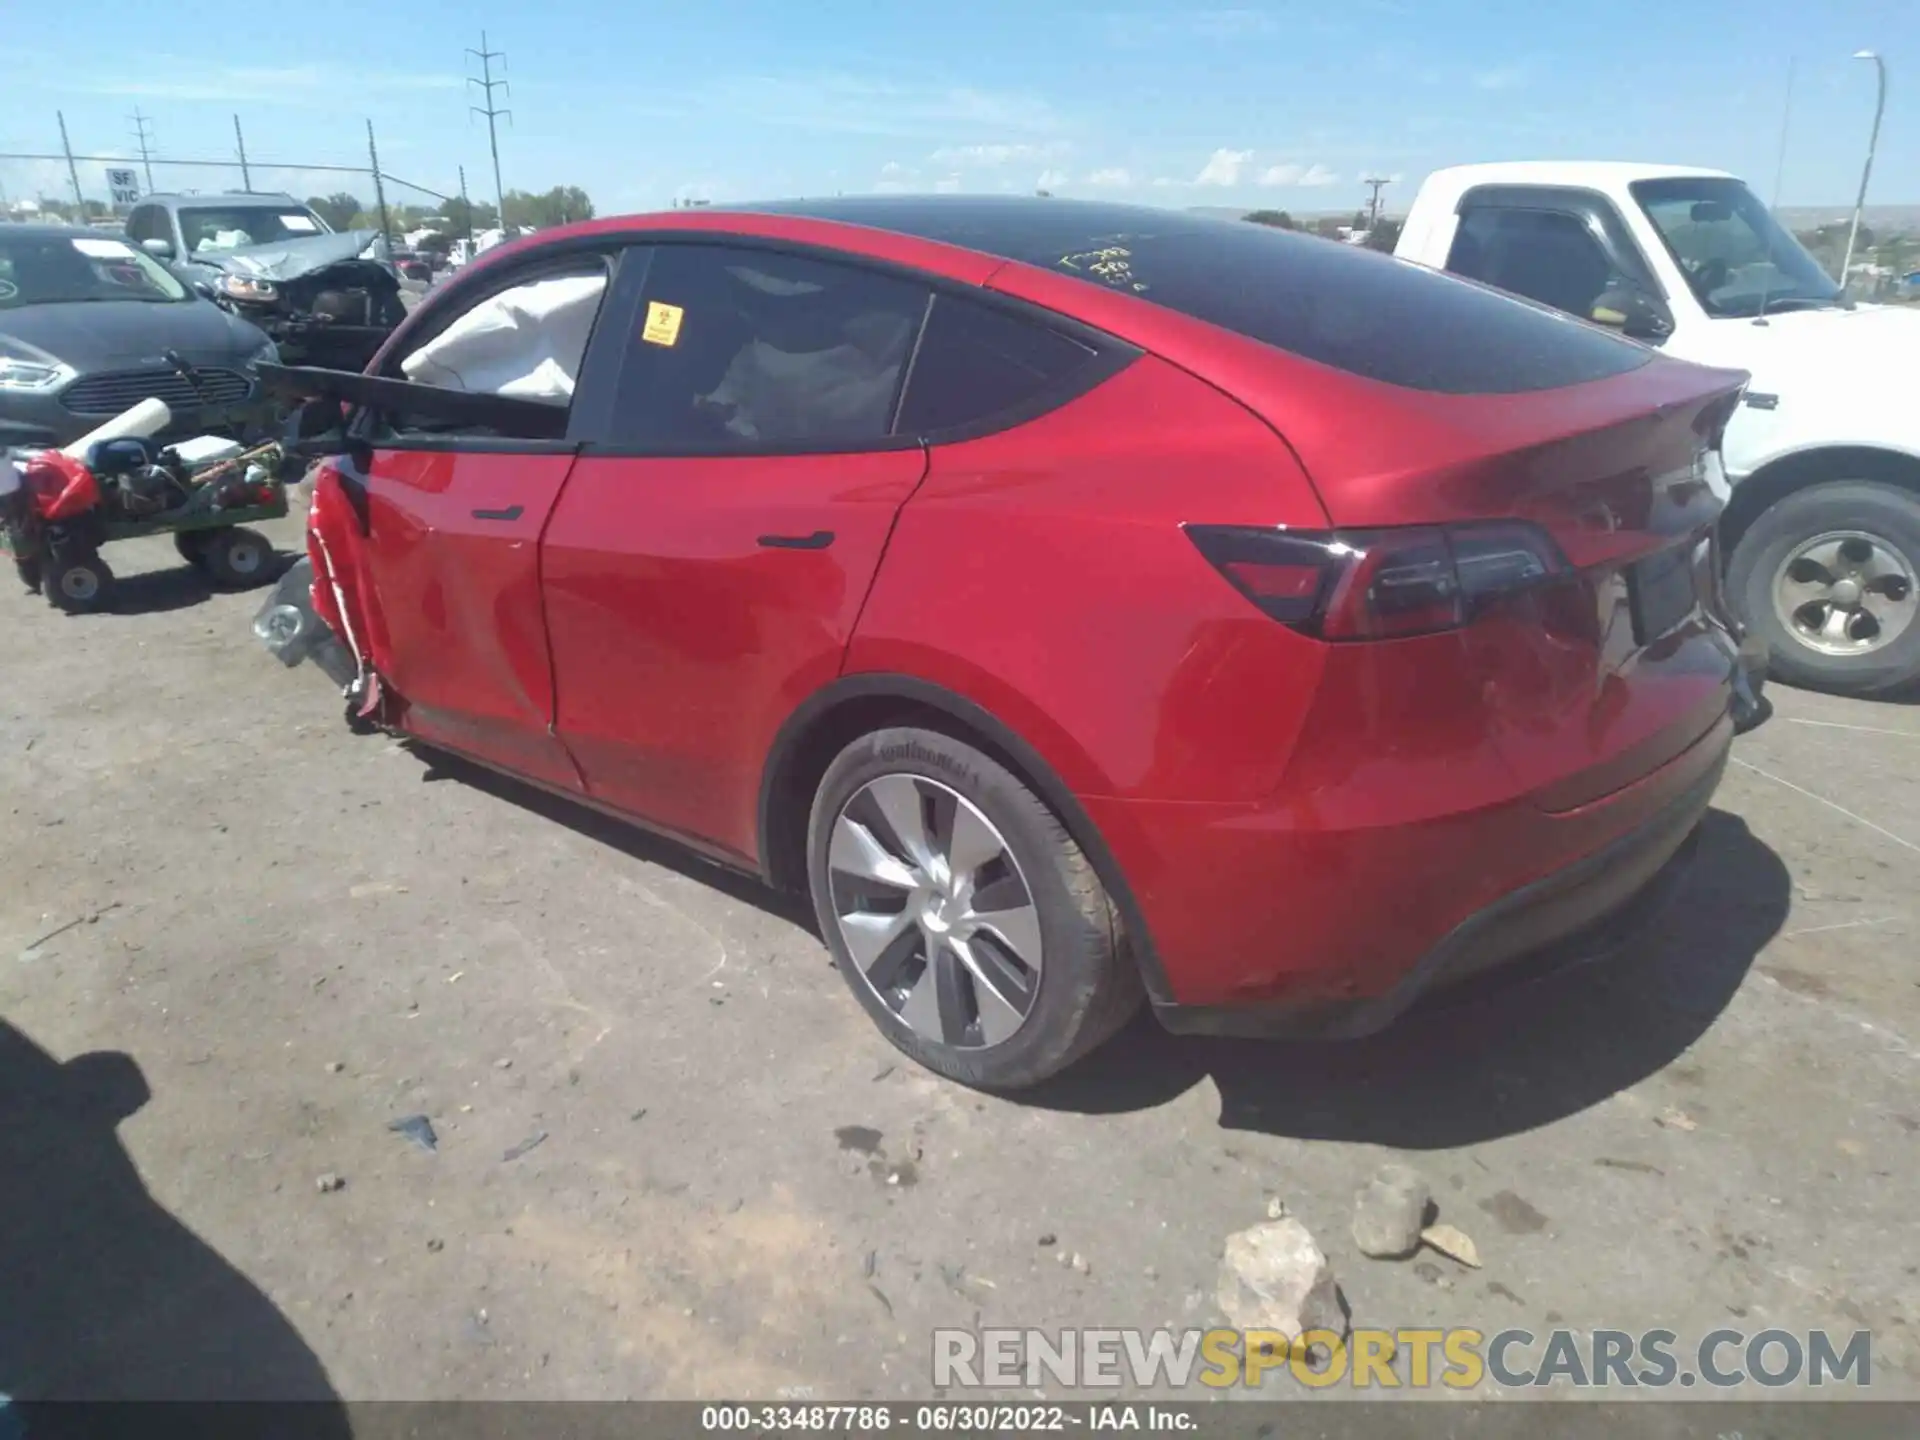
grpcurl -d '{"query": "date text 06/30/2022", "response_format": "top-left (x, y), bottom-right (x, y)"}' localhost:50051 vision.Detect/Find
top-left (700, 1405), bottom-right (1194, 1433)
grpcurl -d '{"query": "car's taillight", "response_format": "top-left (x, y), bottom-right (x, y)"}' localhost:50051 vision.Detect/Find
top-left (1186, 522), bottom-right (1566, 640)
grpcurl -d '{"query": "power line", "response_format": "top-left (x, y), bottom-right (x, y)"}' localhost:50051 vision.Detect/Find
top-left (130, 108), bottom-right (156, 191)
top-left (466, 31), bottom-right (511, 230)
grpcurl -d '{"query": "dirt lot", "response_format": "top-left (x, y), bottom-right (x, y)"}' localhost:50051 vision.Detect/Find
top-left (2, 516), bottom-right (1916, 1408)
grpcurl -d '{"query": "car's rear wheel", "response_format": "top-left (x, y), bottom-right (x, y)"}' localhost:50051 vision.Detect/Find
top-left (1728, 482), bottom-right (1920, 696)
top-left (807, 727), bottom-right (1140, 1090)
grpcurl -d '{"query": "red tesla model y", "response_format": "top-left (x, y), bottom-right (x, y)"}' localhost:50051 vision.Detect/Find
top-left (265, 196), bottom-right (1770, 1089)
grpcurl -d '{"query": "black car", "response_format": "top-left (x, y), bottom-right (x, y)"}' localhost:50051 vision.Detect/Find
top-left (0, 225), bottom-right (278, 449)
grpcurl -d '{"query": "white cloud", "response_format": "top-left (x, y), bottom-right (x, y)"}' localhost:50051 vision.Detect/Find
top-left (74, 63), bottom-right (461, 105)
top-left (1085, 167), bottom-right (1133, 188)
top-left (1107, 9), bottom-right (1279, 46)
top-left (1258, 161), bottom-right (1340, 188)
top-left (934, 174), bottom-right (963, 193)
top-left (1195, 148), bottom-right (1253, 186)
top-left (930, 141), bottom-right (1068, 169)
top-left (874, 160), bottom-right (919, 194)
top-left (1472, 64), bottom-right (1531, 90)
top-left (1036, 167), bottom-right (1071, 191)
top-left (696, 75), bottom-right (1062, 141)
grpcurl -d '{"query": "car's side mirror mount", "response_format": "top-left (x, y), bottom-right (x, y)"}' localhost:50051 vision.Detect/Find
top-left (141, 237), bottom-right (175, 260)
top-left (1592, 285), bottom-right (1675, 343)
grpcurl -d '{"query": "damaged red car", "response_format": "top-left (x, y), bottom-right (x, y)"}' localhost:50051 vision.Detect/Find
top-left (255, 197), bottom-right (1771, 1090)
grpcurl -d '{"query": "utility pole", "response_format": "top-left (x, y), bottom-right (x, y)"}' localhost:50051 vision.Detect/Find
top-left (458, 164), bottom-right (474, 249)
top-left (1363, 176), bottom-right (1391, 231)
top-left (367, 119), bottom-right (394, 260)
top-left (467, 31), bottom-right (511, 235)
top-left (56, 110), bottom-right (84, 212)
top-left (234, 114), bottom-right (253, 192)
top-left (130, 108), bottom-right (156, 191)
top-left (1840, 50), bottom-right (1888, 291)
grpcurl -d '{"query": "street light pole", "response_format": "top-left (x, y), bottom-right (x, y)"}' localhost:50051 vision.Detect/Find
top-left (1839, 50), bottom-right (1887, 291)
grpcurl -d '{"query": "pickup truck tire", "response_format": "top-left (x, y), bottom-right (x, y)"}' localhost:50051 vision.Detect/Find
top-left (1727, 481), bottom-right (1920, 697)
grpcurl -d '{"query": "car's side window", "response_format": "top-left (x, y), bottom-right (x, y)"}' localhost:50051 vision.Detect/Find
top-left (1447, 207), bottom-right (1626, 322)
top-left (603, 244), bottom-right (930, 452)
top-left (126, 207), bottom-right (160, 245)
top-left (893, 294), bottom-right (1102, 440)
top-left (375, 259), bottom-right (614, 442)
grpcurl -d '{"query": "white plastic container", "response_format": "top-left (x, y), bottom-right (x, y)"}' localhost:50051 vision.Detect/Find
top-left (167, 435), bottom-right (247, 468)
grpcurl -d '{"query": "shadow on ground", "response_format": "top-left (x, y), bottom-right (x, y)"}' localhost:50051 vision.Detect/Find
top-left (1027, 808), bottom-right (1791, 1146)
top-left (411, 744), bottom-right (1789, 1148)
top-left (416, 745), bottom-right (818, 933)
top-left (0, 1019), bottom-right (348, 1428)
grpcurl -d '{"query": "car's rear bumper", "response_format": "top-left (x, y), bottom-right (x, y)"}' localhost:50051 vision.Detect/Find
top-left (1152, 737), bottom-right (1725, 1039)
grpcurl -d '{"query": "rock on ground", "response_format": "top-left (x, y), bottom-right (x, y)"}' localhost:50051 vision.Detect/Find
top-left (1216, 1218), bottom-right (1348, 1343)
top-left (1352, 1162), bottom-right (1430, 1259)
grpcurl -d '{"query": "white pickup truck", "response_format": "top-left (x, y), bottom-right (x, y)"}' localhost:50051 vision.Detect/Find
top-left (1395, 162), bottom-right (1920, 696)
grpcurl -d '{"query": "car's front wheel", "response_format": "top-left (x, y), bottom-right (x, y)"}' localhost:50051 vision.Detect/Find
top-left (807, 727), bottom-right (1140, 1090)
top-left (1728, 481), bottom-right (1920, 696)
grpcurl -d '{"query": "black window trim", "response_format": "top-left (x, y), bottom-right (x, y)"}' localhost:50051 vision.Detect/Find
top-left (1451, 184), bottom-right (1669, 302)
top-left (565, 230), bottom-right (1141, 460)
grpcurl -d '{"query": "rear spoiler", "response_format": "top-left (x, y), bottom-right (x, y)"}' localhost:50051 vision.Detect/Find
top-left (255, 362), bottom-right (569, 442)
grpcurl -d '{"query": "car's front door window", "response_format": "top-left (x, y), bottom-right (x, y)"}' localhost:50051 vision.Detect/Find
top-left (375, 261), bottom-right (613, 443)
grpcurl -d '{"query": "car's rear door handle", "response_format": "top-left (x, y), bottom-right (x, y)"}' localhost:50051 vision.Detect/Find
top-left (757, 530), bottom-right (834, 550)
top-left (471, 505), bottom-right (524, 522)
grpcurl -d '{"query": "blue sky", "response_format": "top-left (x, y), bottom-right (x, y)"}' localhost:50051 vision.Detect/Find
top-left (3, 1), bottom-right (1912, 220)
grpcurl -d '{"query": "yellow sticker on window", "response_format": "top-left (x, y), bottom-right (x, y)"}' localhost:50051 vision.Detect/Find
top-left (641, 300), bottom-right (684, 346)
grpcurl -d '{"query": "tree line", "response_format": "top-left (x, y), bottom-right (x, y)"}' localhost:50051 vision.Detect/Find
top-left (303, 185), bottom-right (596, 241)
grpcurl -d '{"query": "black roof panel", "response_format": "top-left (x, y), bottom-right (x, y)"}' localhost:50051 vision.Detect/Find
top-left (724, 195), bottom-right (1652, 395)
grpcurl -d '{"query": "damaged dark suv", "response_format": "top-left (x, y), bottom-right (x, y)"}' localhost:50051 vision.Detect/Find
top-left (127, 193), bottom-right (406, 371)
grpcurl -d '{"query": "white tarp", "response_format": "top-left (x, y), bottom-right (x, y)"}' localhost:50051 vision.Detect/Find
top-left (399, 273), bottom-right (606, 401)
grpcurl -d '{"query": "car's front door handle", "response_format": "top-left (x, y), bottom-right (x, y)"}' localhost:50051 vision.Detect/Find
top-left (757, 530), bottom-right (835, 550)
top-left (472, 505), bottom-right (524, 522)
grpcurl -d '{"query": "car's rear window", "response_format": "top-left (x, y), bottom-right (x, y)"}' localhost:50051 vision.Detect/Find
top-left (742, 197), bottom-right (1654, 395)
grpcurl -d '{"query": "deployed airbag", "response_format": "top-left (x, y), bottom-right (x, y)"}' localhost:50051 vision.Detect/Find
top-left (400, 273), bottom-right (607, 402)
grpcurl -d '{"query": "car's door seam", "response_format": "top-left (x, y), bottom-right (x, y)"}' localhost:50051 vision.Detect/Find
top-left (838, 443), bottom-right (934, 676)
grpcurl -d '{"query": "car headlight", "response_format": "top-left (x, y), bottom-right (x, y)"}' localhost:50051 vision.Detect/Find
top-left (220, 273), bottom-right (279, 303)
top-left (0, 356), bottom-right (77, 392)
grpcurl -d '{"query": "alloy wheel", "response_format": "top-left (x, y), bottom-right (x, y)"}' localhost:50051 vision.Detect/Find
top-left (1772, 529), bottom-right (1917, 657)
top-left (827, 774), bottom-right (1044, 1050)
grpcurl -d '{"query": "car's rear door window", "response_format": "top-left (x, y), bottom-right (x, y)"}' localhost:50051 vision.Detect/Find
top-left (893, 294), bottom-right (1104, 439)
top-left (604, 244), bottom-right (931, 452)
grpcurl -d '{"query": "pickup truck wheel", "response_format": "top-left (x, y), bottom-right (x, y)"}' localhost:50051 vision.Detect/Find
top-left (1728, 481), bottom-right (1920, 696)
top-left (13, 556), bottom-right (40, 593)
top-left (807, 727), bottom-right (1141, 1091)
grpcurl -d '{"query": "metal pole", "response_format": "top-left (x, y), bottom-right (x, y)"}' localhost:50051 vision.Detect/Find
top-left (57, 111), bottom-right (85, 212)
top-left (459, 165), bottom-right (473, 248)
top-left (131, 108), bottom-right (156, 191)
top-left (1840, 52), bottom-right (1888, 290)
top-left (234, 115), bottom-right (252, 192)
top-left (468, 31), bottom-right (511, 235)
top-left (1769, 59), bottom-right (1796, 211)
top-left (367, 119), bottom-right (393, 257)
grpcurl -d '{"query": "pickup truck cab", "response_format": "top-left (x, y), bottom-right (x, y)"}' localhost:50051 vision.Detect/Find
top-left (1397, 162), bottom-right (1920, 696)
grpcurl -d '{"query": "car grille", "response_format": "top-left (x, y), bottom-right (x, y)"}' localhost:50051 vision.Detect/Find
top-left (61, 366), bottom-right (252, 415)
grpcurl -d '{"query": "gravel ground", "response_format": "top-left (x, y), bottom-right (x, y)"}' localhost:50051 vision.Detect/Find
top-left (2, 518), bottom-right (1916, 1411)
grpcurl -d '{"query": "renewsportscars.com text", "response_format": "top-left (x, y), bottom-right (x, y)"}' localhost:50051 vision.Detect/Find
top-left (932, 1327), bottom-right (1873, 1390)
